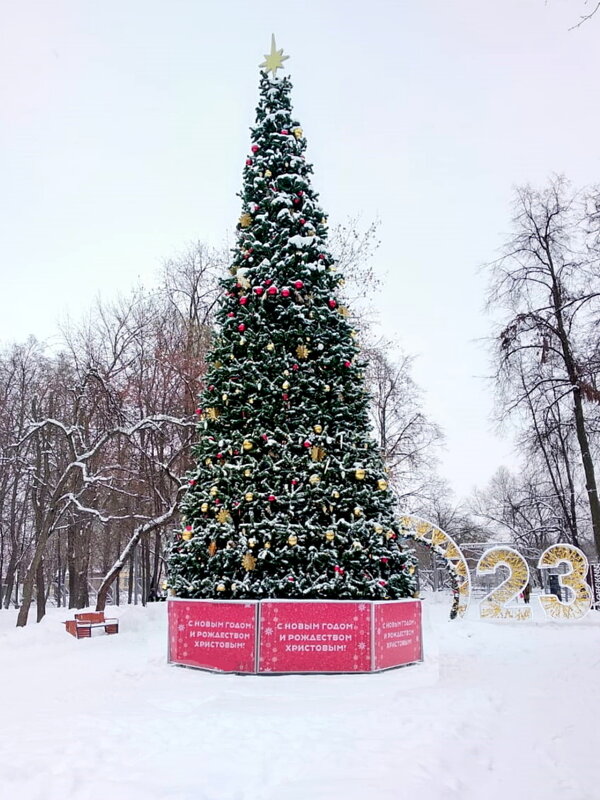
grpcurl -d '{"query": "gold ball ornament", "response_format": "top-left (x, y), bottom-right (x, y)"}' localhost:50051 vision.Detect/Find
top-left (309, 474), bottom-right (321, 485)
top-left (324, 385), bottom-right (331, 392)
top-left (288, 534), bottom-right (298, 546)
top-left (264, 169), bottom-right (272, 178)
top-left (355, 468), bottom-right (366, 480)
top-left (325, 530), bottom-right (335, 541)
top-left (245, 492), bottom-right (254, 502)
top-left (352, 540), bottom-right (363, 551)
top-left (242, 439), bottom-right (254, 451)
top-left (313, 424), bottom-right (322, 434)
top-left (332, 490), bottom-right (340, 499)
top-left (216, 583), bottom-right (226, 592)
top-left (377, 479), bottom-right (388, 491)
top-left (293, 127), bottom-right (303, 139)
top-left (266, 342), bottom-right (275, 351)
top-left (205, 458), bottom-right (212, 466)
top-left (182, 528), bottom-right (193, 541)
top-left (201, 502), bottom-right (209, 513)
top-left (282, 381), bottom-right (290, 390)
top-left (248, 537), bottom-right (257, 547)
top-left (209, 486), bottom-right (218, 496)
top-left (385, 530), bottom-right (395, 540)
top-left (161, 580), bottom-right (168, 591)
top-left (353, 507), bottom-right (363, 517)
top-left (244, 468), bottom-right (252, 477)
top-left (374, 524), bottom-right (384, 535)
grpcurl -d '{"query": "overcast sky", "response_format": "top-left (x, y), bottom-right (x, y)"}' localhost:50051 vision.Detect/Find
top-left (1, 0), bottom-right (599, 499)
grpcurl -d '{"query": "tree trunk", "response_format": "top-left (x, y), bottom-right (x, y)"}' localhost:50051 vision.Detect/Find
top-left (17, 524), bottom-right (50, 627)
top-left (35, 559), bottom-right (46, 622)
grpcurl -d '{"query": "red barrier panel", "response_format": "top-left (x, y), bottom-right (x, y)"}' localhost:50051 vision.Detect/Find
top-left (259, 601), bottom-right (372, 673)
top-left (373, 600), bottom-right (422, 670)
top-left (168, 599), bottom-right (258, 673)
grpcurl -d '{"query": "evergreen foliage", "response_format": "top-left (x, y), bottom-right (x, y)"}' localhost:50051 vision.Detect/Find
top-left (167, 70), bottom-right (418, 599)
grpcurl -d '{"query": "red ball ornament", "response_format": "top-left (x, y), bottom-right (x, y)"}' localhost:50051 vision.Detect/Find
top-left (288, 576), bottom-right (295, 582)
top-left (281, 287), bottom-right (290, 298)
top-left (251, 144), bottom-right (259, 153)
top-left (239, 296), bottom-right (248, 305)
top-left (291, 478), bottom-right (299, 486)
top-left (214, 498), bottom-right (221, 505)
top-left (208, 385), bottom-right (215, 391)
top-left (268, 494), bottom-right (276, 502)
top-left (282, 393), bottom-right (289, 401)
top-left (264, 278), bottom-right (272, 285)
top-left (216, 452), bottom-right (224, 459)
top-left (238, 323), bottom-right (246, 332)
top-left (379, 580), bottom-right (388, 586)
top-left (261, 433), bottom-right (269, 441)
top-left (303, 440), bottom-right (312, 448)
top-left (343, 360), bottom-right (352, 367)
top-left (293, 280), bottom-right (304, 289)
top-left (267, 286), bottom-right (278, 296)
top-left (328, 299), bottom-right (337, 309)
top-left (299, 218), bottom-right (306, 225)
top-left (188, 479), bottom-right (196, 486)
top-left (195, 408), bottom-right (202, 415)
top-left (319, 254), bottom-right (326, 260)
top-left (381, 557), bottom-right (389, 564)
top-left (245, 158), bottom-right (252, 166)
top-left (297, 191), bottom-right (304, 196)
top-left (292, 364), bottom-right (299, 371)
top-left (293, 198), bottom-right (301, 205)
top-left (227, 312), bottom-right (235, 318)
top-left (281, 129), bottom-right (289, 135)
top-left (185, 525), bottom-right (193, 532)
top-left (253, 286), bottom-right (264, 296)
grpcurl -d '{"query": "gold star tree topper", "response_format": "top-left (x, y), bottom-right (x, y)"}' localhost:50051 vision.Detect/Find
top-left (260, 34), bottom-right (289, 77)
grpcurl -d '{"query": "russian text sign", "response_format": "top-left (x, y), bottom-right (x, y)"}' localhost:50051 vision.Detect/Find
top-left (168, 599), bottom-right (257, 672)
top-left (374, 600), bottom-right (422, 670)
top-left (258, 601), bottom-right (372, 673)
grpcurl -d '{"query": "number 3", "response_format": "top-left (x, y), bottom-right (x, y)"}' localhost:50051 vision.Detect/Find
top-left (538, 544), bottom-right (592, 621)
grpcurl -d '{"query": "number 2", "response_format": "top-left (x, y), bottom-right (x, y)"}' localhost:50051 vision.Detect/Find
top-left (476, 547), bottom-right (531, 620)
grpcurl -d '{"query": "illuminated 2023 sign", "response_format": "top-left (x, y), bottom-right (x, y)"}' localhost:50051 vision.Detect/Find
top-left (476, 543), bottom-right (592, 621)
top-left (397, 515), bottom-right (593, 622)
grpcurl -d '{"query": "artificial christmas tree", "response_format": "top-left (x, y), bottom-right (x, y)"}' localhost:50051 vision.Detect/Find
top-left (167, 38), bottom-right (418, 607)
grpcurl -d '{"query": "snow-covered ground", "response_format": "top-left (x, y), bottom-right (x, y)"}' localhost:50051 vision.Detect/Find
top-left (1, 594), bottom-right (599, 800)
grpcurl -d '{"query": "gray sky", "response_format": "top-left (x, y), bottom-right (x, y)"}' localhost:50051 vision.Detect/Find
top-left (1, 0), bottom-right (599, 499)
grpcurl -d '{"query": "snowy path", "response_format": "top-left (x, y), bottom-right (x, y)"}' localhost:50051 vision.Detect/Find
top-left (1, 596), bottom-right (599, 800)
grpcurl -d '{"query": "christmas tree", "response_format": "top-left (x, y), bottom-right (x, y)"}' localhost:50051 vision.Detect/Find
top-left (167, 38), bottom-right (418, 600)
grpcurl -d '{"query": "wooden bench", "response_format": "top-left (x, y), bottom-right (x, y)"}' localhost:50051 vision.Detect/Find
top-left (64, 612), bottom-right (119, 638)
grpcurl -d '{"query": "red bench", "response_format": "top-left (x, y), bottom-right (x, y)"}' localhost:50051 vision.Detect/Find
top-left (64, 612), bottom-right (119, 639)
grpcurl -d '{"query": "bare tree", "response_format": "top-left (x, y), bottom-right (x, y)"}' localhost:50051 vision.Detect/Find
top-left (569, 1), bottom-right (600, 29)
top-left (364, 343), bottom-right (443, 507)
top-left (488, 177), bottom-right (600, 556)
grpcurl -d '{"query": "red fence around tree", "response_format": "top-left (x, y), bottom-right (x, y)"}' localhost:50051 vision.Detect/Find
top-left (168, 597), bottom-right (422, 674)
